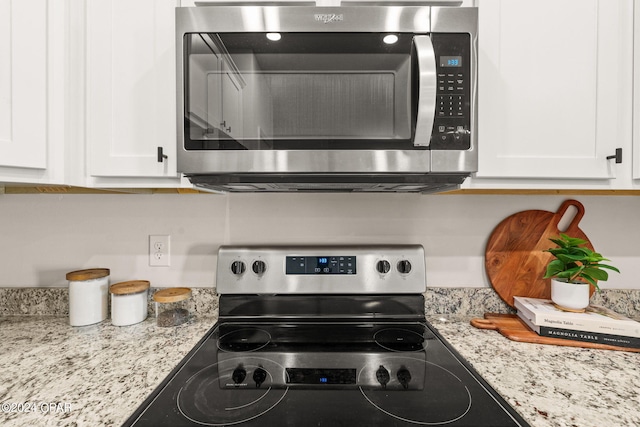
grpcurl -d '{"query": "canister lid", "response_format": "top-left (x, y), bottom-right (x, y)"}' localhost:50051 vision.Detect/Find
top-left (153, 287), bottom-right (192, 303)
top-left (110, 280), bottom-right (150, 295)
top-left (66, 268), bottom-right (110, 281)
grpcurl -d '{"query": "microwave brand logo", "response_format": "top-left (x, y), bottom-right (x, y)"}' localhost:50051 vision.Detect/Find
top-left (314, 13), bottom-right (343, 24)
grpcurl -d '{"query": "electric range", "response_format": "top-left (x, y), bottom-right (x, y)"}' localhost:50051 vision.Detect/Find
top-left (123, 245), bottom-right (529, 427)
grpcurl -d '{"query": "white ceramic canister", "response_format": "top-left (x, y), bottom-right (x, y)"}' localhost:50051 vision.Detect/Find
top-left (66, 268), bottom-right (110, 326)
top-left (110, 280), bottom-right (150, 326)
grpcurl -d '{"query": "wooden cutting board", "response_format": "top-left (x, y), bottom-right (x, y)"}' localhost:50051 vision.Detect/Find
top-left (485, 199), bottom-right (595, 308)
top-left (471, 313), bottom-right (640, 353)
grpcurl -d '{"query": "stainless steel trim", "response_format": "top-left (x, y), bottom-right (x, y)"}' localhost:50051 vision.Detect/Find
top-left (341, 0), bottom-right (461, 4)
top-left (413, 35), bottom-right (436, 148)
top-left (216, 245), bottom-right (426, 294)
top-left (431, 6), bottom-right (477, 33)
top-left (179, 149), bottom-right (431, 173)
top-left (177, 6), bottom-right (433, 33)
top-left (191, 177), bottom-right (465, 193)
top-left (194, 1), bottom-right (462, 6)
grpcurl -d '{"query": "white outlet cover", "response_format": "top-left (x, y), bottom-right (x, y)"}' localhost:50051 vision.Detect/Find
top-left (149, 235), bottom-right (170, 267)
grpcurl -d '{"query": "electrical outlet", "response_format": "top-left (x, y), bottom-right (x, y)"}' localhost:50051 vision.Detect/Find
top-left (149, 235), bottom-right (170, 267)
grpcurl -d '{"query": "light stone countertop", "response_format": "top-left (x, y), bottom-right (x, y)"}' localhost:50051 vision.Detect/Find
top-left (0, 315), bottom-right (216, 427)
top-left (0, 314), bottom-right (638, 427)
top-left (428, 316), bottom-right (640, 427)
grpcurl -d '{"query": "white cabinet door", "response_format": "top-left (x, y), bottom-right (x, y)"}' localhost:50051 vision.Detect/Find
top-left (475, 0), bottom-right (632, 182)
top-left (86, 0), bottom-right (179, 179)
top-left (0, 0), bottom-right (65, 183)
top-left (634, 2), bottom-right (640, 185)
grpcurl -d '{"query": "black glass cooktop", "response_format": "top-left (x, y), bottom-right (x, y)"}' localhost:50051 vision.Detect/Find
top-left (123, 321), bottom-right (529, 427)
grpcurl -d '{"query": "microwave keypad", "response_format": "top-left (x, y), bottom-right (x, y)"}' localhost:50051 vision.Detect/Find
top-left (431, 33), bottom-right (471, 150)
top-left (437, 94), bottom-right (464, 117)
top-left (438, 74), bottom-right (465, 94)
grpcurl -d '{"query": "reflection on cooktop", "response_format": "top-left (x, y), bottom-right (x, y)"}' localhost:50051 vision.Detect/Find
top-left (217, 322), bottom-right (433, 351)
top-left (359, 356), bottom-right (472, 425)
top-left (177, 357), bottom-right (288, 426)
top-left (373, 328), bottom-right (426, 352)
top-left (218, 327), bottom-right (271, 352)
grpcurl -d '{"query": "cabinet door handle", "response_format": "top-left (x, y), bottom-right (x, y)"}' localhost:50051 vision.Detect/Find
top-left (606, 148), bottom-right (622, 164)
top-left (157, 146), bottom-right (168, 163)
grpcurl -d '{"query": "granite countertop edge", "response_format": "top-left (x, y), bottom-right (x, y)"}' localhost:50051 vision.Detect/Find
top-left (2, 287), bottom-right (639, 318)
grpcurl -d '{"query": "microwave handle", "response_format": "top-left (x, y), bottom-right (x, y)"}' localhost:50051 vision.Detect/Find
top-left (413, 35), bottom-right (437, 148)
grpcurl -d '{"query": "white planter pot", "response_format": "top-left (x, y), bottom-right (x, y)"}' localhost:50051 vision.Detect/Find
top-left (550, 278), bottom-right (591, 311)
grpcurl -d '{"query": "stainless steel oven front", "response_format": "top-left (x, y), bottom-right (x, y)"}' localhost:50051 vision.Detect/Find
top-left (176, 5), bottom-right (478, 192)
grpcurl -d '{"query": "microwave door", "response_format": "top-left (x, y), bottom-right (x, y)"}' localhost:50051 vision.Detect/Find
top-left (413, 35), bottom-right (437, 148)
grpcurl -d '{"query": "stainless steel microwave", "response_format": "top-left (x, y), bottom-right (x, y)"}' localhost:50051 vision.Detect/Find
top-left (176, 4), bottom-right (477, 193)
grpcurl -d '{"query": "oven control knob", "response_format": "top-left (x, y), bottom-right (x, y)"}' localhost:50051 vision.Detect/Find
top-left (397, 259), bottom-right (412, 274)
top-left (231, 260), bottom-right (246, 275)
top-left (232, 366), bottom-right (247, 384)
top-left (252, 260), bottom-right (267, 275)
top-left (397, 367), bottom-right (412, 390)
top-left (376, 365), bottom-right (390, 389)
top-left (253, 366), bottom-right (267, 388)
top-left (376, 260), bottom-right (391, 274)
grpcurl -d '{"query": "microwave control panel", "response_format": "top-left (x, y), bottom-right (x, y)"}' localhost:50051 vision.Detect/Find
top-left (431, 33), bottom-right (471, 150)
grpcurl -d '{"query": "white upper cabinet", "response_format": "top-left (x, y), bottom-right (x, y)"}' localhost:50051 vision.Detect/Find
top-left (633, 2), bottom-right (640, 185)
top-left (0, 0), bottom-right (66, 184)
top-left (85, 0), bottom-right (181, 183)
top-left (472, 0), bottom-right (633, 186)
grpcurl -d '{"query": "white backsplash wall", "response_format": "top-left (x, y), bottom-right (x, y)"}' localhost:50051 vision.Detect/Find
top-left (0, 193), bottom-right (638, 289)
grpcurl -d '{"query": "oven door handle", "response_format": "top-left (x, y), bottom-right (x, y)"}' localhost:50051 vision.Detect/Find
top-left (413, 35), bottom-right (437, 148)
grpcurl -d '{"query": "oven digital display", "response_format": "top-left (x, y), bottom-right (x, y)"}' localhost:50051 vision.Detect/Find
top-left (286, 368), bottom-right (357, 385)
top-left (286, 256), bottom-right (356, 275)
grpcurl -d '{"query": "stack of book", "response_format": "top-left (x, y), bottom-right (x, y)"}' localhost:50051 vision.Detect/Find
top-left (513, 296), bottom-right (640, 349)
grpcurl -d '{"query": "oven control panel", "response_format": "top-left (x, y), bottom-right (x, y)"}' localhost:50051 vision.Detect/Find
top-left (216, 245), bottom-right (426, 295)
top-left (286, 255), bottom-right (356, 275)
top-left (217, 353), bottom-right (426, 391)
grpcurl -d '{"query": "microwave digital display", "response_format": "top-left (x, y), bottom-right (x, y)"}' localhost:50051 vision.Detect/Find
top-left (440, 56), bottom-right (462, 67)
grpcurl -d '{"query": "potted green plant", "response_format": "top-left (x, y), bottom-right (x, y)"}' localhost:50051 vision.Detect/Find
top-left (543, 233), bottom-right (620, 311)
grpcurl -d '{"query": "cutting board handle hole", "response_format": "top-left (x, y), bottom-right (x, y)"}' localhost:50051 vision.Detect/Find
top-left (557, 204), bottom-right (579, 232)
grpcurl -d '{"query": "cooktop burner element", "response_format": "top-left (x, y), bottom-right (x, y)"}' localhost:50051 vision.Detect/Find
top-left (124, 245), bottom-right (529, 427)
